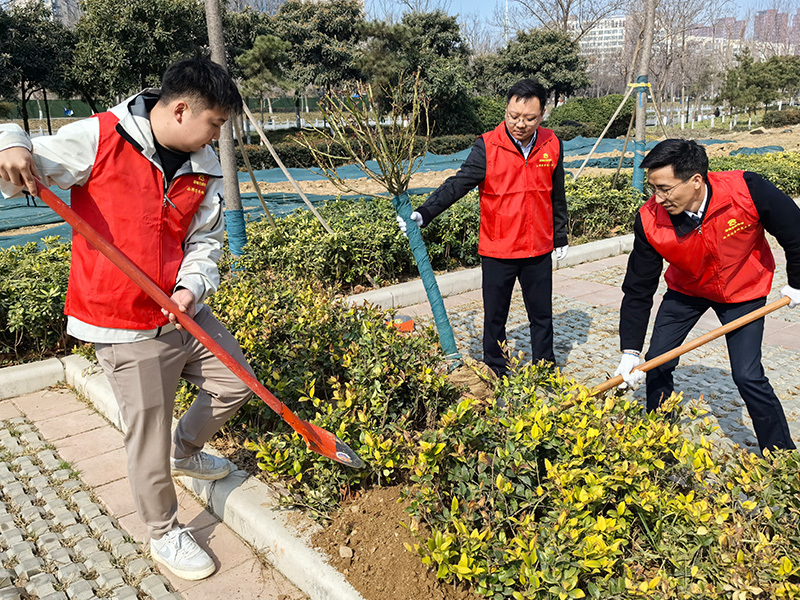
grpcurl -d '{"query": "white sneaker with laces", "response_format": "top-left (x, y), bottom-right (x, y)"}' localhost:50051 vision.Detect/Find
top-left (170, 451), bottom-right (230, 480)
top-left (150, 527), bottom-right (215, 580)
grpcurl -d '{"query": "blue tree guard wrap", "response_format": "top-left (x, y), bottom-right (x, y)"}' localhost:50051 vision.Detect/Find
top-left (225, 209), bottom-right (248, 257)
top-left (632, 75), bottom-right (648, 194)
top-left (392, 192), bottom-right (461, 360)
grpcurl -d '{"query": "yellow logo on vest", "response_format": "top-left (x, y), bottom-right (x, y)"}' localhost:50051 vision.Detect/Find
top-left (723, 218), bottom-right (753, 239)
top-left (537, 152), bottom-right (552, 167)
top-left (187, 175), bottom-right (208, 196)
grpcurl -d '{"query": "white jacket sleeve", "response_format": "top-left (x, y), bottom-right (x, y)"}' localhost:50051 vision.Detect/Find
top-left (174, 176), bottom-right (225, 305)
top-left (0, 121), bottom-right (98, 198)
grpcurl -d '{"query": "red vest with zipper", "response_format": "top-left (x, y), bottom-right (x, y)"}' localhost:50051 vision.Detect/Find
top-left (478, 123), bottom-right (560, 259)
top-left (64, 111), bottom-right (209, 329)
top-left (639, 170), bottom-right (774, 303)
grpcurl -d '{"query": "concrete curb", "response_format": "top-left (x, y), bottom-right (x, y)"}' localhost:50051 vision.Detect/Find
top-left (0, 357), bottom-right (64, 400)
top-left (347, 234), bottom-right (634, 309)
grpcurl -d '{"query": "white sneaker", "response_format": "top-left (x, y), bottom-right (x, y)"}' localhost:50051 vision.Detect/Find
top-left (150, 527), bottom-right (215, 580)
top-left (171, 451), bottom-right (230, 480)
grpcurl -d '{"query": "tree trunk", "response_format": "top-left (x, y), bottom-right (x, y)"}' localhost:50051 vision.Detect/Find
top-left (204, 0), bottom-right (247, 256)
top-left (633, 0), bottom-right (657, 193)
top-left (20, 82), bottom-right (30, 134)
top-left (43, 89), bottom-right (53, 135)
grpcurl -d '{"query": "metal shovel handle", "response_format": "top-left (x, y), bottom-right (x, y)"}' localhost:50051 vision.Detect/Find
top-left (592, 296), bottom-right (791, 394)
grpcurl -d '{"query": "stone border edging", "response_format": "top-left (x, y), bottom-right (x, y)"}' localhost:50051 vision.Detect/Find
top-left (347, 234), bottom-right (634, 308)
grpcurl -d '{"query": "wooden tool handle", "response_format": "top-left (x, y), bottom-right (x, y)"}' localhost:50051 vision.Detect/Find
top-left (592, 296), bottom-right (791, 394)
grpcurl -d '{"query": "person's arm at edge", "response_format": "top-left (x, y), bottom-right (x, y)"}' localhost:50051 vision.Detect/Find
top-left (0, 121), bottom-right (98, 198)
top-left (745, 171), bottom-right (800, 288)
top-left (415, 137), bottom-right (486, 227)
top-left (619, 213), bottom-right (663, 351)
top-left (174, 175), bottom-right (224, 306)
top-left (551, 139), bottom-right (568, 247)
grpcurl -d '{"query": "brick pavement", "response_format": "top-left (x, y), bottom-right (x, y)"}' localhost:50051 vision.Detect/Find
top-left (0, 389), bottom-right (306, 600)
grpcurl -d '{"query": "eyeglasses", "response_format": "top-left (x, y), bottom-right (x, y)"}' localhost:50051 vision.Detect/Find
top-left (646, 178), bottom-right (690, 199)
top-left (505, 112), bottom-right (540, 125)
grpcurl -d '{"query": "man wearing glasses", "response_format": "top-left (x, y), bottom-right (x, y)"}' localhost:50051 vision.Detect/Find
top-left (397, 79), bottom-right (568, 377)
top-left (614, 138), bottom-right (800, 452)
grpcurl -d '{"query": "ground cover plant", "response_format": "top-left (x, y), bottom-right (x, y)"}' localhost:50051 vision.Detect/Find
top-left (0, 236), bottom-right (70, 363)
top-left (198, 277), bottom-right (800, 599)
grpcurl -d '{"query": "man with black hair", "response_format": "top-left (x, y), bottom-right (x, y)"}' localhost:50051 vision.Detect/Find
top-left (0, 57), bottom-right (253, 580)
top-left (614, 138), bottom-right (800, 452)
top-left (397, 79), bottom-right (568, 376)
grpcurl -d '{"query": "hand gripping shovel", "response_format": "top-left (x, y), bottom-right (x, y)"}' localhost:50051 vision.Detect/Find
top-left (34, 181), bottom-right (364, 469)
top-left (592, 296), bottom-right (791, 395)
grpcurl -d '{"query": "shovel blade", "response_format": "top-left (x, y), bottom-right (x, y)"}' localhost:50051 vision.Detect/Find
top-left (300, 420), bottom-right (365, 469)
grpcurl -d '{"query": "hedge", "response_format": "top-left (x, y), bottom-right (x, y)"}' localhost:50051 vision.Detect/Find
top-left (5, 152), bottom-right (800, 364)
top-left (761, 108), bottom-right (800, 129)
top-left (547, 95), bottom-right (635, 140)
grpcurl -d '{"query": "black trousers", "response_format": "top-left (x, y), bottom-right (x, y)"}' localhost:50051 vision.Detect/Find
top-left (646, 290), bottom-right (795, 452)
top-left (481, 254), bottom-right (555, 375)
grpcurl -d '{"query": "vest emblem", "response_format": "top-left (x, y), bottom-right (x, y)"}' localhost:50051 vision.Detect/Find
top-left (723, 218), bottom-right (752, 239)
top-left (187, 175), bottom-right (208, 196)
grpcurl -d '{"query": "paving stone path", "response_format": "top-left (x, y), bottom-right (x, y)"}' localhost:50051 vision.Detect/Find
top-left (0, 417), bottom-right (178, 600)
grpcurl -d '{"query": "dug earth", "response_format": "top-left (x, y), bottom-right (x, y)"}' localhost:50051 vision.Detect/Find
top-left (311, 365), bottom-right (493, 600)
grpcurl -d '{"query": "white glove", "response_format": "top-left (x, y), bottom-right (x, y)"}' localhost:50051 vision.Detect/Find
top-left (614, 351), bottom-right (645, 389)
top-left (555, 245), bottom-right (569, 261)
top-left (781, 284), bottom-right (800, 308)
top-left (396, 211), bottom-right (423, 235)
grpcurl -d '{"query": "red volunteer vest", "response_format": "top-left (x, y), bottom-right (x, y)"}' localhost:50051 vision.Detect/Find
top-left (639, 170), bottom-right (774, 303)
top-left (64, 111), bottom-right (210, 329)
top-left (478, 124), bottom-right (560, 258)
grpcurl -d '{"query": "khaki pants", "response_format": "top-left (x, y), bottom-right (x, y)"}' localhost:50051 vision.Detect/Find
top-left (96, 306), bottom-right (254, 539)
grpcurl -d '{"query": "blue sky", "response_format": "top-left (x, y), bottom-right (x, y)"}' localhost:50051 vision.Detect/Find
top-left (440, 0), bottom-right (766, 24)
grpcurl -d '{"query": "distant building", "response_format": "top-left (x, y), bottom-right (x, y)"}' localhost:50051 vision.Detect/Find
top-left (686, 17), bottom-right (747, 66)
top-left (569, 15), bottom-right (628, 57)
top-left (8, 0), bottom-right (82, 26)
top-left (754, 9), bottom-right (788, 44)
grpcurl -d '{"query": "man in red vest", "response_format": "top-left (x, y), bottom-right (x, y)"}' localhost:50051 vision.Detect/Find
top-left (397, 79), bottom-right (568, 377)
top-left (0, 57), bottom-right (253, 579)
top-left (614, 138), bottom-right (800, 451)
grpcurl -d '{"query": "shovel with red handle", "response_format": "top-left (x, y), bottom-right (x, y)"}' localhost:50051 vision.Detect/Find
top-left (591, 296), bottom-right (791, 395)
top-left (34, 180), bottom-right (364, 469)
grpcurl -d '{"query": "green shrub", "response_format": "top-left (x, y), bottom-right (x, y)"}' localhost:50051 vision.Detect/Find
top-left (547, 95), bottom-right (634, 139)
top-left (473, 96), bottom-right (506, 132)
top-left (238, 194), bottom-right (481, 291)
top-left (0, 237), bottom-right (71, 363)
top-left (200, 273), bottom-right (461, 516)
top-left (549, 122), bottom-right (602, 141)
top-left (566, 173), bottom-right (640, 243)
top-left (761, 108), bottom-right (800, 128)
top-left (430, 93), bottom-right (483, 136)
top-left (403, 361), bottom-right (800, 600)
top-left (427, 135), bottom-right (478, 155)
top-left (711, 152), bottom-right (800, 196)
top-left (237, 138), bottom-right (370, 170)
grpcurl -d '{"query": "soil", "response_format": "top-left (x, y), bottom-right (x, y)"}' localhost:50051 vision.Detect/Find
top-left (240, 126), bottom-right (800, 195)
top-left (308, 363), bottom-right (492, 600)
top-left (312, 486), bottom-right (477, 600)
